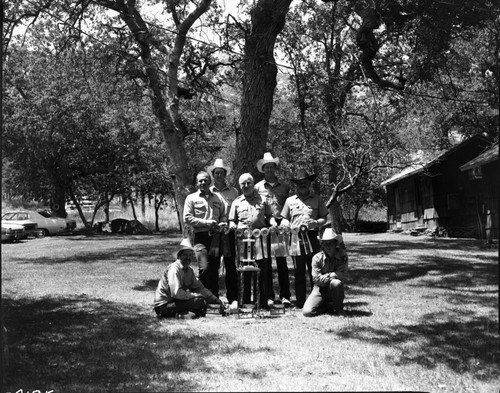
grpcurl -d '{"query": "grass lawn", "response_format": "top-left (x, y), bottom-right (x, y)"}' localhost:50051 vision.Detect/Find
top-left (1, 232), bottom-right (498, 392)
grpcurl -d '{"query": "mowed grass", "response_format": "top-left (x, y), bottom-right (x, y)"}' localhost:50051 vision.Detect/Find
top-left (1, 232), bottom-right (498, 392)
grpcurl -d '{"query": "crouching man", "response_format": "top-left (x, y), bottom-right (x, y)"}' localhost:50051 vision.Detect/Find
top-left (154, 239), bottom-right (224, 318)
top-left (303, 228), bottom-right (348, 317)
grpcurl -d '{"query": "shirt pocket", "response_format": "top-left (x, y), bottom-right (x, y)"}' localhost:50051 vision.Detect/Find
top-left (237, 206), bottom-right (249, 221)
top-left (194, 201), bottom-right (207, 216)
top-left (211, 201), bottom-right (222, 217)
top-left (290, 202), bottom-right (302, 218)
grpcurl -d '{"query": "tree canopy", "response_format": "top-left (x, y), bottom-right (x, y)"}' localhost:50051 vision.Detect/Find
top-left (3, 0), bottom-right (498, 230)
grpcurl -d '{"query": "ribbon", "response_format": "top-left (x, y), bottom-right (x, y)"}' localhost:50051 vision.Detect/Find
top-left (252, 228), bottom-right (263, 260)
top-left (260, 227), bottom-right (269, 258)
top-left (221, 225), bottom-right (232, 257)
top-left (208, 224), bottom-right (220, 256)
top-left (269, 227), bottom-right (279, 257)
top-left (289, 227), bottom-right (301, 256)
top-left (282, 226), bottom-right (290, 256)
top-left (235, 228), bottom-right (245, 267)
top-left (300, 225), bottom-right (314, 255)
top-left (277, 227), bottom-right (287, 257)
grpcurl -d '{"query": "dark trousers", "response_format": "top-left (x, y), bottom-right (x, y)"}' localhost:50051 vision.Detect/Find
top-left (223, 232), bottom-right (238, 303)
top-left (194, 231), bottom-right (221, 298)
top-left (266, 234), bottom-right (291, 300)
top-left (154, 297), bottom-right (207, 318)
top-left (293, 231), bottom-right (320, 306)
top-left (302, 279), bottom-right (345, 317)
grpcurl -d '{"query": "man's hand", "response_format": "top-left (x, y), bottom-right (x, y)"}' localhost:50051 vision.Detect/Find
top-left (205, 219), bottom-right (217, 227)
top-left (304, 219), bottom-right (319, 230)
top-left (218, 299), bottom-right (226, 315)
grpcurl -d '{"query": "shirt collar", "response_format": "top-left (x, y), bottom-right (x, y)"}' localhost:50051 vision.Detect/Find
top-left (264, 179), bottom-right (281, 187)
top-left (243, 191), bottom-right (258, 201)
top-left (211, 184), bottom-right (229, 192)
top-left (198, 189), bottom-right (213, 197)
top-left (175, 259), bottom-right (190, 271)
top-left (297, 192), bottom-right (313, 201)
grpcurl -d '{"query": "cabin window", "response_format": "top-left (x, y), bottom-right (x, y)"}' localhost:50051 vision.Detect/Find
top-left (468, 166), bottom-right (482, 180)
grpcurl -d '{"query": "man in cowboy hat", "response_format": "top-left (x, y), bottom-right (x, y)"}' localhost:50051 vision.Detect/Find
top-left (154, 238), bottom-right (224, 318)
top-left (206, 158), bottom-right (240, 310)
top-left (254, 152), bottom-right (291, 307)
top-left (302, 228), bottom-right (348, 317)
top-left (229, 173), bottom-right (277, 309)
top-left (280, 169), bottom-right (329, 309)
top-left (183, 170), bottom-right (228, 299)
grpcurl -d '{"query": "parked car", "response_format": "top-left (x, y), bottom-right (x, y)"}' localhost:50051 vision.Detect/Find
top-left (1, 221), bottom-right (27, 242)
top-left (2, 210), bottom-right (76, 236)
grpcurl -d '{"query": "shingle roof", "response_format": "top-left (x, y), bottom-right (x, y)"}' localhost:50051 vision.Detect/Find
top-left (459, 143), bottom-right (498, 171)
top-left (380, 134), bottom-right (491, 187)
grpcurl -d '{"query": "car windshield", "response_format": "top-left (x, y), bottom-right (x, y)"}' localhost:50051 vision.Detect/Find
top-left (2, 213), bottom-right (17, 220)
top-left (37, 210), bottom-right (52, 218)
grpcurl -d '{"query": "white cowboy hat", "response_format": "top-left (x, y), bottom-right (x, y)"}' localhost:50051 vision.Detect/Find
top-left (256, 152), bottom-right (280, 173)
top-left (206, 158), bottom-right (231, 176)
top-left (319, 228), bottom-right (343, 243)
top-left (172, 238), bottom-right (195, 259)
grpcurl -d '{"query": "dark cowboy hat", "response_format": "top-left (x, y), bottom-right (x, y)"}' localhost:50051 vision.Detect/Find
top-left (291, 169), bottom-right (317, 183)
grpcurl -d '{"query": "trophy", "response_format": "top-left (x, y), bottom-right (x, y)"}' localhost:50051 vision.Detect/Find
top-left (241, 228), bottom-right (256, 268)
top-left (300, 224), bottom-right (314, 255)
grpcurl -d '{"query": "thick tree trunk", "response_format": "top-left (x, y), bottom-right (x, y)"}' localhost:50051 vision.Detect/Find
top-left (100, 0), bottom-right (212, 232)
top-left (234, 0), bottom-right (293, 180)
top-left (52, 183), bottom-right (67, 218)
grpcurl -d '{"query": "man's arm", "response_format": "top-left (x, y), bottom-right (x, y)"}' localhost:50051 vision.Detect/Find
top-left (280, 197), bottom-right (291, 225)
top-left (216, 194), bottom-right (228, 224)
top-left (330, 252), bottom-right (348, 282)
top-left (228, 199), bottom-right (238, 229)
top-left (189, 275), bottom-right (223, 305)
top-left (311, 253), bottom-right (332, 287)
top-left (167, 265), bottom-right (196, 300)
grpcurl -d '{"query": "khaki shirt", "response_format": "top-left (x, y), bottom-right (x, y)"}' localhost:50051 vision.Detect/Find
top-left (311, 249), bottom-right (348, 285)
top-left (210, 184), bottom-right (239, 216)
top-left (154, 260), bottom-right (218, 307)
top-left (183, 190), bottom-right (227, 232)
top-left (229, 192), bottom-right (274, 229)
top-left (281, 193), bottom-right (328, 228)
top-left (254, 179), bottom-right (290, 218)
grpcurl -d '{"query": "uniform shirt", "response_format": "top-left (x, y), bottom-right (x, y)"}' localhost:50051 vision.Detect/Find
top-left (183, 190), bottom-right (227, 232)
top-left (311, 249), bottom-right (348, 286)
top-left (154, 260), bottom-right (218, 307)
top-left (281, 193), bottom-right (328, 229)
top-left (229, 192), bottom-right (273, 229)
top-left (210, 184), bottom-right (239, 216)
top-left (254, 179), bottom-right (290, 219)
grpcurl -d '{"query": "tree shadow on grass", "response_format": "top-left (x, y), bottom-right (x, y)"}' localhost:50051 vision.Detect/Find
top-left (349, 254), bottom-right (497, 290)
top-left (11, 241), bottom-right (172, 265)
top-left (347, 237), bottom-right (487, 255)
top-left (1, 295), bottom-right (261, 392)
top-left (333, 311), bottom-right (499, 380)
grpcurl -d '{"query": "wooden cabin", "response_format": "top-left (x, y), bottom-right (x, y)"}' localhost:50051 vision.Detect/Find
top-left (381, 134), bottom-right (498, 239)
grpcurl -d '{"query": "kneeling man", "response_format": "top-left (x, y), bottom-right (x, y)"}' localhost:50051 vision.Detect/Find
top-left (303, 228), bottom-right (348, 317)
top-left (154, 239), bottom-right (224, 318)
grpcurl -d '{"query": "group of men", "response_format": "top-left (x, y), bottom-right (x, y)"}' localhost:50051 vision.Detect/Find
top-left (154, 153), bottom-right (349, 319)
